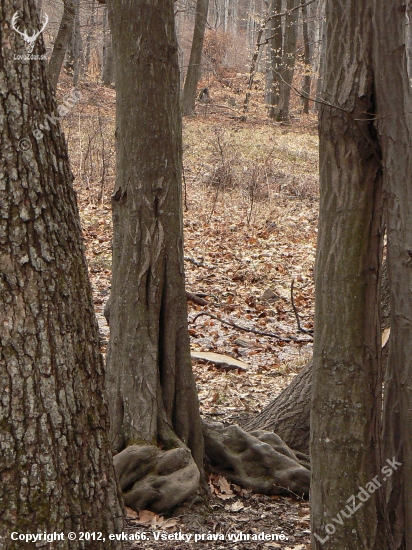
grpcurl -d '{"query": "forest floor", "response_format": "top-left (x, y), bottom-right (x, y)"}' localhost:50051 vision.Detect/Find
top-left (62, 73), bottom-right (318, 550)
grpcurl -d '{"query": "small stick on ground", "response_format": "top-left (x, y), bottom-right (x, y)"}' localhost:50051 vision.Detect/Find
top-left (191, 311), bottom-right (312, 343)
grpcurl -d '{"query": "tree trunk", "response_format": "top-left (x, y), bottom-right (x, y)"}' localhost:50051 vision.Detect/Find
top-left (275, 0), bottom-right (298, 121)
top-left (48, 0), bottom-right (75, 90)
top-left (310, 0), bottom-right (389, 546)
top-left (65, 0), bottom-right (83, 85)
top-left (182, 0), bottom-right (209, 116)
top-left (243, 359), bottom-right (312, 454)
top-left (300, 0), bottom-right (311, 113)
top-left (105, 0), bottom-right (204, 494)
top-left (102, 6), bottom-right (114, 86)
top-left (374, 1), bottom-right (412, 547)
top-left (0, 1), bottom-right (123, 547)
top-left (269, 0), bottom-right (283, 118)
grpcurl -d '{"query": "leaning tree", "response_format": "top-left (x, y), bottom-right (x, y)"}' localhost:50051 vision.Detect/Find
top-left (0, 0), bottom-right (123, 548)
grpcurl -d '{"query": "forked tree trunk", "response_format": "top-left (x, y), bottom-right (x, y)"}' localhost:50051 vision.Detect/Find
top-left (374, 1), bottom-right (412, 547)
top-left (48, 0), bottom-right (75, 90)
top-left (182, 0), bottom-right (209, 116)
top-left (310, 0), bottom-right (389, 546)
top-left (105, 0), bottom-right (204, 472)
top-left (0, 0), bottom-right (123, 546)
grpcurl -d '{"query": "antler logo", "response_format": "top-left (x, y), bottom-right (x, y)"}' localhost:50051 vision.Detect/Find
top-left (11, 12), bottom-right (49, 54)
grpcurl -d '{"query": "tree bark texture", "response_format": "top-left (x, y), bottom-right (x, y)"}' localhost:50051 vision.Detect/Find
top-left (182, 0), bottom-right (209, 116)
top-left (310, 0), bottom-right (389, 547)
top-left (105, 0), bottom-right (204, 474)
top-left (48, 0), bottom-right (75, 90)
top-left (0, 1), bottom-right (123, 547)
top-left (373, 2), bottom-right (412, 547)
top-left (275, 0), bottom-right (298, 121)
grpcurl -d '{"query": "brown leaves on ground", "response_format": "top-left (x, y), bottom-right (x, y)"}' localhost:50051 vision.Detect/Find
top-left (61, 74), bottom-right (318, 549)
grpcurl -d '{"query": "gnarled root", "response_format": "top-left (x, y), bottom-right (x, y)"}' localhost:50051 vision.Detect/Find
top-left (114, 445), bottom-right (200, 513)
top-left (202, 419), bottom-right (310, 497)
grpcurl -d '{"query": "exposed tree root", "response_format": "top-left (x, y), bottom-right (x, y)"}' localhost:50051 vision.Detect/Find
top-left (114, 445), bottom-right (200, 514)
top-left (202, 419), bottom-right (310, 497)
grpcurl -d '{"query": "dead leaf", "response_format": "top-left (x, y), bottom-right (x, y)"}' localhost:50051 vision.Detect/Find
top-left (125, 507), bottom-right (138, 518)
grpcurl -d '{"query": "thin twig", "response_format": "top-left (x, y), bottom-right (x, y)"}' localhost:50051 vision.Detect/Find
top-left (290, 279), bottom-right (313, 337)
top-left (191, 311), bottom-right (312, 343)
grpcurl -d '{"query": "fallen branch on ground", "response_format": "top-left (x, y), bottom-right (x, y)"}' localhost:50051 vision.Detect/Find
top-left (191, 311), bottom-right (312, 343)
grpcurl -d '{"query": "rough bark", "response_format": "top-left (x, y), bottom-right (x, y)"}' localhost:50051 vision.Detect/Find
top-left (310, 0), bottom-right (388, 546)
top-left (182, 0), bottom-right (209, 116)
top-left (0, 1), bottom-right (123, 547)
top-left (105, 0), bottom-right (204, 502)
top-left (48, 0), bottom-right (75, 90)
top-left (373, 2), bottom-right (412, 547)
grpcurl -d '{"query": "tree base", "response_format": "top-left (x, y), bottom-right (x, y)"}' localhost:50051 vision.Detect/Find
top-left (114, 445), bottom-right (200, 514)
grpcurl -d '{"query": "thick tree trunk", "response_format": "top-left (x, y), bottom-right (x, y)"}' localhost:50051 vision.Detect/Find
top-left (310, 0), bottom-right (389, 546)
top-left (182, 0), bottom-right (209, 116)
top-left (374, 2), bottom-right (412, 547)
top-left (105, 0), bottom-right (204, 481)
top-left (48, 0), bottom-right (75, 90)
top-left (0, 1), bottom-right (123, 547)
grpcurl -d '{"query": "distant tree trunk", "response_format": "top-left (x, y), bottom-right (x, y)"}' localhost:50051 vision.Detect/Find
top-left (102, 6), bottom-right (114, 86)
top-left (65, 0), bottom-right (83, 85)
top-left (310, 0), bottom-right (389, 546)
top-left (266, 0), bottom-right (282, 114)
top-left (48, 0), bottom-right (75, 90)
top-left (0, 0), bottom-right (123, 547)
top-left (300, 0), bottom-right (310, 113)
top-left (182, 0), bottom-right (209, 116)
top-left (84, 0), bottom-right (96, 77)
top-left (275, 0), bottom-right (298, 121)
top-left (105, 0), bottom-right (204, 484)
top-left (374, 1), bottom-right (412, 547)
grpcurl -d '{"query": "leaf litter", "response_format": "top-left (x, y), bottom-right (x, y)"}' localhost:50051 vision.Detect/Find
top-left (61, 74), bottom-right (318, 549)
